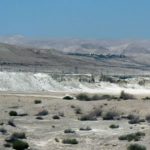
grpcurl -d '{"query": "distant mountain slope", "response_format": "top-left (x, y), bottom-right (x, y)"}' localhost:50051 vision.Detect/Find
top-left (0, 37), bottom-right (150, 74)
top-left (1, 36), bottom-right (150, 55)
top-left (0, 43), bottom-right (112, 74)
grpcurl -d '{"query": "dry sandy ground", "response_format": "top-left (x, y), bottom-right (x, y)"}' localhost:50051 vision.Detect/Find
top-left (0, 92), bottom-right (150, 150)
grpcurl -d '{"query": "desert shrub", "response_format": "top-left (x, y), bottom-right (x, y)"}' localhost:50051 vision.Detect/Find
top-left (36, 116), bottom-right (43, 120)
top-left (79, 108), bottom-right (102, 121)
top-left (79, 111), bottom-right (97, 121)
top-left (102, 111), bottom-right (119, 120)
top-left (79, 126), bottom-right (91, 131)
top-left (9, 106), bottom-right (20, 109)
top-left (36, 109), bottom-right (48, 116)
top-left (8, 119), bottom-right (16, 127)
top-left (76, 93), bottom-right (117, 101)
top-left (76, 93), bottom-right (105, 101)
top-left (118, 75), bottom-right (132, 80)
top-left (109, 124), bottom-right (119, 129)
top-left (127, 144), bottom-right (146, 150)
top-left (128, 115), bottom-right (145, 124)
top-left (62, 138), bottom-right (78, 144)
top-left (79, 114), bottom-right (97, 121)
top-left (34, 100), bottom-right (42, 104)
top-left (143, 97), bottom-right (150, 100)
top-left (9, 111), bottom-right (18, 116)
top-left (0, 122), bottom-right (4, 125)
top-left (0, 128), bottom-right (7, 134)
top-left (3, 143), bottom-right (11, 148)
top-left (71, 105), bottom-right (82, 114)
top-left (127, 114), bottom-right (138, 120)
top-left (139, 119), bottom-right (146, 123)
top-left (17, 113), bottom-right (28, 117)
top-left (127, 114), bottom-right (140, 124)
top-left (64, 129), bottom-right (75, 134)
top-left (93, 94), bottom-right (117, 100)
top-left (76, 93), bottom-right (91, 101)
top-left (119, 91), bottom-right (134, 100)
top-left (74, 107), bottom-right (82, 114)
top-left (92, 108), bottom-right (102, 117)
top-left (71, 105), bottom-right (76, 108)
top-left (128, 119), bottom-right (145, 124)
top-left (5, 132), bottom-right (26, 144)
top-left (100, 75), bottom-right (116, 83)
top-left (63, 96), bottom-right (74, 100)
top-left (12, 132), bottom-right (26, 139)
top-left (55, 138), bottom-right (59, 142)
top-left (100, 95), bottom-right (118, 100)
top-left (104, 103), bottom-right (108, 106)
top-left (58, 112), bottom-right (64, 117)
top-left (145, 114), bottom-right (150, 122)
top-left (138, 80), bottom-right (146, 86)
top-left (52, 115), bottom-right (60, 119)
top-left (12, 140), bottom-right (29, 150)
top-left (119, 132), bottom-right (145, 142)
top-left (5, 136), bottom-right (16, 143)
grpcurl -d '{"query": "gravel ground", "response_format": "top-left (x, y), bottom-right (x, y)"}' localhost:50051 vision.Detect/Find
top-left (0, 92), bottom-right (150, 150)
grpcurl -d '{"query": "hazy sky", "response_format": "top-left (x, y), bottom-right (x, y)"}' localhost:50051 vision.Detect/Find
top-left (0, 0), bottom-right (150, 39)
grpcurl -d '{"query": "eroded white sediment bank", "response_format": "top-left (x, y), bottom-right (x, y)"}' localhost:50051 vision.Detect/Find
top-left (0, 71), bottom-right (149, 95)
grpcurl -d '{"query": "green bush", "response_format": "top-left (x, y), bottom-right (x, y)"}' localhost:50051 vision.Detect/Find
top-left (9, 111), bottom-right (18, 116)
top-left (119, 132), bottom-right (145, 142)
top-left (12, 140), bottom-right (29, 150)
top-left (127, 144), bottom-right (146, 150)
top-left (62, 138), bottom-right (78, 144)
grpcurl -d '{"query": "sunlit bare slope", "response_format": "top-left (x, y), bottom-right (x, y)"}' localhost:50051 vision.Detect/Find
top-left (0, 42), bottom-right (149, 74)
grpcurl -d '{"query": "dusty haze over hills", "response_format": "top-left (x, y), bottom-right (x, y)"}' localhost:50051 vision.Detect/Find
top-left (0, 35), bottom-right (149, 74)
top-left (1, 35), bottom-right (150, 55)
